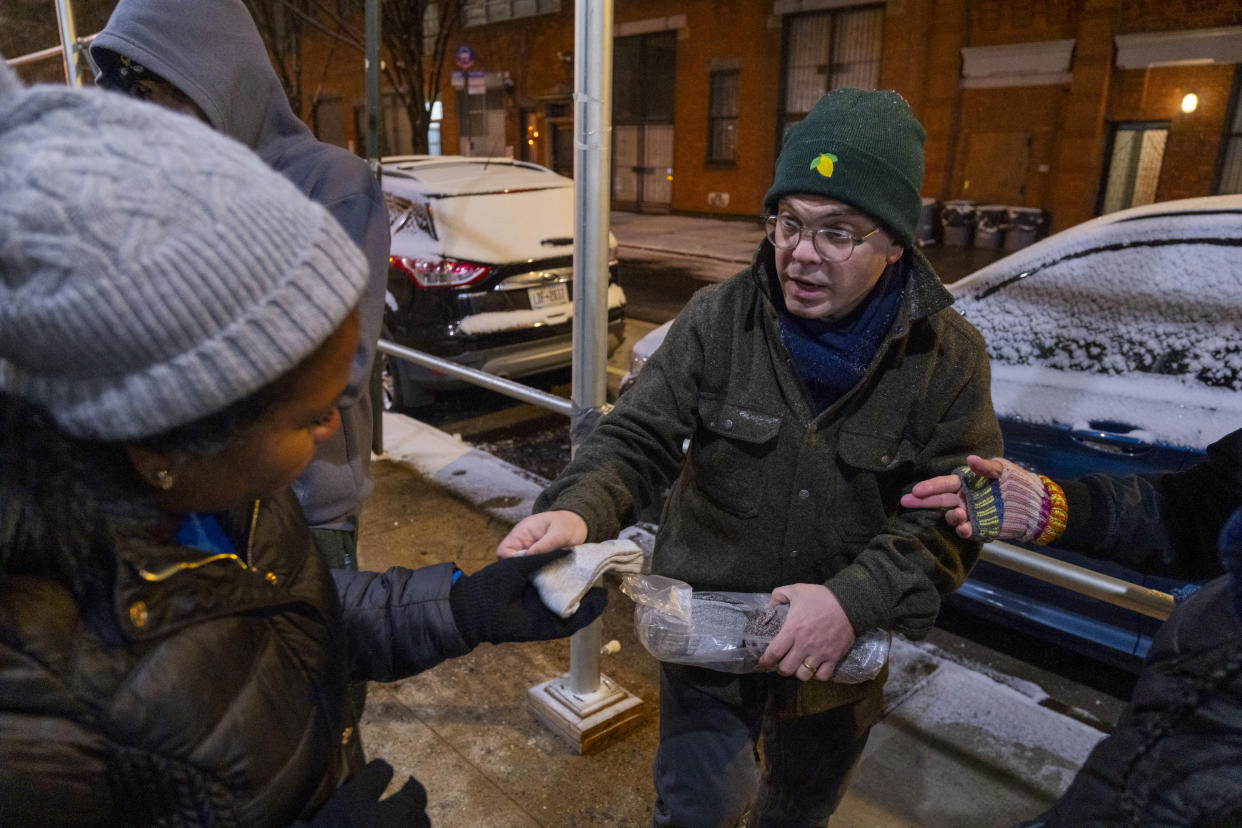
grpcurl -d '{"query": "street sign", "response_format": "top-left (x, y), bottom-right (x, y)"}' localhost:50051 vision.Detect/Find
top-left (455, 45), bottom-right (475, 69)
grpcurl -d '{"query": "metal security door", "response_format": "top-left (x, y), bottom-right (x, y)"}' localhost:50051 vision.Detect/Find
top-left (613, 124), bottom-right (674, 211)
top-left (613, 124), bottom-right (640, 204)
top-left (640, 124), bottom-right (673, 208)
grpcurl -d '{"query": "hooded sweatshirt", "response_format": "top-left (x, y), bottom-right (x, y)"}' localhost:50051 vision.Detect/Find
top-left (91, 0), bottom-right (390, 529)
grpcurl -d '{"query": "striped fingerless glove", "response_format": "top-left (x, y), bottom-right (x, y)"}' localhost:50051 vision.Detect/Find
top-left (953, 459), bottom-right (1068, 545)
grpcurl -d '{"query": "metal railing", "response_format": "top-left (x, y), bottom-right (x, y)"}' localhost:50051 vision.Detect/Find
top-left (377, 339), bottom-right (573, 417)
top-left (981, 540), bottom-right (1174, 620)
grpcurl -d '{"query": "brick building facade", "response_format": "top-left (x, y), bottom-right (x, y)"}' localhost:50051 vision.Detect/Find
top-left (24, 0), bottom-right (1236, 233)
top-left (404, 0), bottom-right (1242, 231)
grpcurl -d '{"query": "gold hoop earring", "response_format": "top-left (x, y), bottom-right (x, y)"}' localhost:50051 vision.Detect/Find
top-left (154, 469), bottom-right (175, 490)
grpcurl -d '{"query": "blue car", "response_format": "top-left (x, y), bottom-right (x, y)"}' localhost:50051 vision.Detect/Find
top-left (946, 195), bottom-right (1242, 668)
top-left (622, 196), bottom-right (1242, 670)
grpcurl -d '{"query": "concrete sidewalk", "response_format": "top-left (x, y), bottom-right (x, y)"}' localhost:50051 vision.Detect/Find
top-left (357, 412), bottom-right (1107, 827)
top-left (611, 211), bottom-right (763, 266)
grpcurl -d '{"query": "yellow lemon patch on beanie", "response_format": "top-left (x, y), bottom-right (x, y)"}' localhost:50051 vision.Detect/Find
top-left (810, 152), bottom-right (838, 178)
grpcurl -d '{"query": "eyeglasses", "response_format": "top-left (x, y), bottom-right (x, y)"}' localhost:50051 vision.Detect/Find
top-left (764, 215), bottom-right (882, 262)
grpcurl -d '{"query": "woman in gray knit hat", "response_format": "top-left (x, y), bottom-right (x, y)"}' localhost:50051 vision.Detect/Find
top-left (0, 66), bottom-right (604, 825)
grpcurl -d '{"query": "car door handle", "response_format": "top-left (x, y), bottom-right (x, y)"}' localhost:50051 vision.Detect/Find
top-left (1068, 426), bottom-right (1154, 455)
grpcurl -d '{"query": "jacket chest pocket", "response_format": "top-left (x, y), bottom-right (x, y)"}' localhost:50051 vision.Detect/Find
top-left (689, 399), bottom-right (783, 518)
top-left (831, 428), bottom-right (910, 542)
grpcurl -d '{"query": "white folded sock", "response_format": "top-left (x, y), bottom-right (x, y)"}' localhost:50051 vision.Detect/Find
top-left (533, 539), bottom-right (645, 617)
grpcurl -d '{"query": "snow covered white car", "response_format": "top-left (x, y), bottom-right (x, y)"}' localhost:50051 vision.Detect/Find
top-left (380, 156), bottom-right (626, 409)
top-left (621, 196), bottom-right (1242, 668)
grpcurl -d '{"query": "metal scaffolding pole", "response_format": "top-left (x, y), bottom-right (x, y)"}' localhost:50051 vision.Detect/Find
top-left (525, 0), bottom-right (644, 754)
top-left (365, 0), bottom-right (385, 454)
top-left (566, 0), bottom-right (615, 700)
top-left (54, 0), bottom-right (85, 87)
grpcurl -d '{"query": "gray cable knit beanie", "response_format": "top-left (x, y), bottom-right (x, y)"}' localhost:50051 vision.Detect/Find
top-left (0, 62), bottom-right (368, 441)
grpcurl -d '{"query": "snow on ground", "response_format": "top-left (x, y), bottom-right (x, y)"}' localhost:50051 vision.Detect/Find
top-left (380, 412), bottom-right (543, 526)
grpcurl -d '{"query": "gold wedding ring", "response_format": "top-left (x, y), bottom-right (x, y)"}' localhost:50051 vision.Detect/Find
top-left (801, 659), bottom-right (818, 673)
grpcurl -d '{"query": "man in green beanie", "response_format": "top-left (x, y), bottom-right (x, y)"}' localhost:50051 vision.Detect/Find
top-left (499, 88), bottom-right (1002, 825)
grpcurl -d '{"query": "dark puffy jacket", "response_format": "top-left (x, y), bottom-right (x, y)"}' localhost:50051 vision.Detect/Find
top-left (1058, 428), bottom-right (1242, 579)
top-left (1028, 575), bottom-right (1242, 827)
top-left (1021, 430), bottom-right (1242, 827)
top-left (0, 490), bottom-right (469, 825)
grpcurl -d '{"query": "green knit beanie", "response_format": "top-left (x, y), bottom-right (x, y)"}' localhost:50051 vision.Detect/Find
top-left (763, 88), bottom-right (925, 246)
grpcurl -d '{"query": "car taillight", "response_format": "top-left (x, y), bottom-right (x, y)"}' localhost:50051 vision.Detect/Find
top-left (389, 256), bottom-right (492, 288)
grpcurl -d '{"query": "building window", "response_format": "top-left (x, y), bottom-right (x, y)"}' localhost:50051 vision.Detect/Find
top-left (780, 5), bottom-right (884, 135)
top-left (708, 70), bottom-right (739, 164)
top-left (1100, 121), bottom-right (1168, 214)
top-left (462, 0), bottom-right (559, 27)
top-left (613, 31), bottom-right (677, 124)
top-left (1216, 72), bottom-right (1242, 194)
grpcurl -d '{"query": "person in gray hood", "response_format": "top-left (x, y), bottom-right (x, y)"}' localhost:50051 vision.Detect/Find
top-left (90, 0), bottom-right (390, 571)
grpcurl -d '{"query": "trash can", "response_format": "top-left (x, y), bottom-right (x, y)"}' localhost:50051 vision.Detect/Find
top-left (1037, 209), bottom-right (1052, 241)
top-left (1004, 206), bottom-right (1043, 251)
top-left (941, 200), bottom-right (975, 247)
top-left (973, 204), bottom-right (1007, 249)
top-left (916, 197), bottom-right (941, 247)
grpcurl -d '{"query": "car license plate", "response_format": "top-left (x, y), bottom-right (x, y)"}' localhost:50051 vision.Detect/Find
top-left (528, 283), bottom-right (570, 310)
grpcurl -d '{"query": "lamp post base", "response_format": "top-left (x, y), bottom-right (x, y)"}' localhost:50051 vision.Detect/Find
top-left (526, 672), bottom-right (645, 754)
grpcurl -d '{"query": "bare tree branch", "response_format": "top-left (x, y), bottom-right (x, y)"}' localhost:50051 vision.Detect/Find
top-left (248, 0), bottom-right (461, 155)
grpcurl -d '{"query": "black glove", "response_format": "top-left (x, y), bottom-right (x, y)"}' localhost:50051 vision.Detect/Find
top-left (449, 548), bottom-right (608, 647)
top-left (303, 759), bottom-right (429, 828)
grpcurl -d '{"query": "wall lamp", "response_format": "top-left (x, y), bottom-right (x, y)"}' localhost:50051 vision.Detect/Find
top-left (1181, 92), bottom-right (1199, 114)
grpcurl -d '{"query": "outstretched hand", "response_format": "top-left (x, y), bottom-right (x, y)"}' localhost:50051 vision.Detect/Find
top-left (450, 548), bottom-right (606, 647)
top-left (900, 454), bottom-right (1004, 539)
top-left (496, 510), bottom-right (588, 557)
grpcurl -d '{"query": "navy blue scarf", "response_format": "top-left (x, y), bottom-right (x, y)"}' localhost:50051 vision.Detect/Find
top-left (775, 259), bottom-right (905, 413)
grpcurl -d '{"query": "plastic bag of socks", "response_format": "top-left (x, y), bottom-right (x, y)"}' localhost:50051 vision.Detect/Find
top-left (620, 573), bottom-right (890, 680)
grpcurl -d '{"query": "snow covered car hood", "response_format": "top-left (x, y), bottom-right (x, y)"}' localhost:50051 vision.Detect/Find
top-left (949, 195), bottom-right (1242, 450)
top-left (383, 157), bottom-right (616, 265)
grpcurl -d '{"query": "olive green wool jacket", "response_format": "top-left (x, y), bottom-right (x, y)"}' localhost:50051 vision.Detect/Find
top-left (537, 242), bottom-right (1002, 642)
